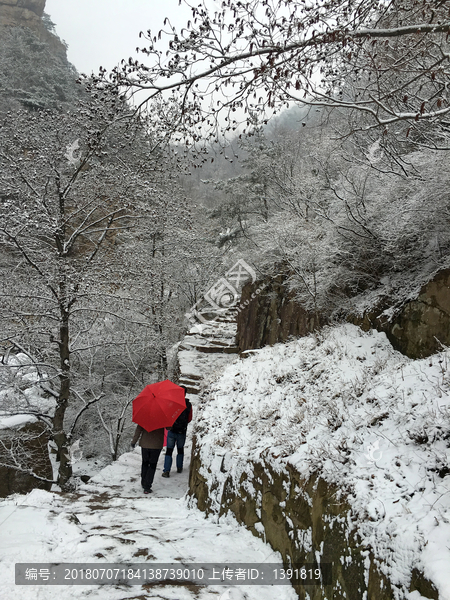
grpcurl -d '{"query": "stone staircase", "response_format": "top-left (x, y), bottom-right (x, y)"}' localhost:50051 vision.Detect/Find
top-left (177, 309), bottom-right (238, 396)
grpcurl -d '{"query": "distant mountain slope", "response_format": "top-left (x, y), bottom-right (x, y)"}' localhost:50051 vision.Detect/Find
top-left (0, 0), bottom-right (82, 111)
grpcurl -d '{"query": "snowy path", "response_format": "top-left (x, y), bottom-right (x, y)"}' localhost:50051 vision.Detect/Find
top-left (0, 444), bottom-right (297, 600)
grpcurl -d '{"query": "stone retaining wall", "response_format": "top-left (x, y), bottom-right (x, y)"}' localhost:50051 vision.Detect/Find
top-left (237, 275), bottom-right (322, 353)
top-left (188, 437), bottom-right (439, 600)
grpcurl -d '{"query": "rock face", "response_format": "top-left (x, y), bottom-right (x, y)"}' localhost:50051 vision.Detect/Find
top-left (366, 268), bottom-right (450, 359)
top-left (185, 285), bottom-right (445, 598)
top-left (0, 0), bottom-right (66, 57)
top-left (189, 441), bottom-right (438, 600)
top-left (0, 421), bottom-right (53, 498)
top-left (237, 268), bottom-right (450, 359)
top-left (0, 0), bottom-right (45, 26)
top-left (237, 275), bottom-right (323, 352)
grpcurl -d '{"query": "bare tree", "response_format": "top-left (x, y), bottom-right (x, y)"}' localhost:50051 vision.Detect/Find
top-left (100, 0), bottom-right (450, 149)
top-left (0, 92), bottom-right (190, 488)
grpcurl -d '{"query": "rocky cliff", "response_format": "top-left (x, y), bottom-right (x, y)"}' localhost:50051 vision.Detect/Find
top-left (237, 268), bottom-right (450, 359)
top-left (187, 322), bottom-right (448, 598)
top-left (0, 0), bottom-right (66, 57)
top-left (189, 444), bottom-right (439, 600)
top-left (0, 0), bottom-right (81, 111)
top-left (358, 268), bottom-right (450, 359)
top-left (237, 274), bottom-right (324, 352)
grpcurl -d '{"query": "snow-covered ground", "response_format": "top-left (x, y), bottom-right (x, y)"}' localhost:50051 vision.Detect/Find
top-left (2, 322), bottom-right (450, 599)
top-left (0, 443), bottom-right (297, 600)
top-left (195, 324), bottom-right (450, 600)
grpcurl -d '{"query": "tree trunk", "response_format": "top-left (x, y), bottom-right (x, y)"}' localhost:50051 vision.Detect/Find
top-left (54, 306), bottom-right (72, 489)
top-left (158, 348), bottom-right (168, 379)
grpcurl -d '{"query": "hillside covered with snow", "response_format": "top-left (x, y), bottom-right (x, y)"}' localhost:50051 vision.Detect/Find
top-left (193, 324), bottom-right (450, 599)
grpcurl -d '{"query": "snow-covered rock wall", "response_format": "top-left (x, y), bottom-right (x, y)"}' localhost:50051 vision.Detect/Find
top-left (189, 449), bottom-right (398, 600)
top-left (238, 267), bottom-right (450, 359)
top-left (237, 273), bottom-right (321, 352)
top-left (0, 421), bottom-right (52, 497)
top-left (365, 268), bottom-right (450, 359)
top-left (0, 353), bottom-right (54, 497)
top-left (188, 325), bottom-right (450, 600)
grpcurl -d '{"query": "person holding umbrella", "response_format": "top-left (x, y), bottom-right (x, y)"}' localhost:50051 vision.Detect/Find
top-left (131, 380), bottom-right (187, 494)
top-left (131, 425), bottom-right (164, 494)
top-left (162, 386), bottom-right (193, 478)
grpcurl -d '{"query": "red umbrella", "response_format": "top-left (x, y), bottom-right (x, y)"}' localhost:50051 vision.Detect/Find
top-left (132, 380), bottom-right (186, 432)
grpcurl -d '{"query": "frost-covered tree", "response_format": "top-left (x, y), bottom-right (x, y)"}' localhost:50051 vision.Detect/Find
top-left (211, 120), bottom-right (343, 229)
top-left (203, 109), bottom-right (450, 316)
top-left (0, 92), bottom-right (192, 487)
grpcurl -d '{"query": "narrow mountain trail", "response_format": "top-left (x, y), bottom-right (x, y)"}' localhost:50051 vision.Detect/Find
top-left (0, 445), bottom-right (296, 600)
top-left (0, 309), bottom-right (297, 600)
top-left (177, 309), bottom-right (239, 396)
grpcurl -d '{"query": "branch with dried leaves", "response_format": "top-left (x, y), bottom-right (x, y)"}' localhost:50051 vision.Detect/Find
top-left (97, 0), bottom-right (450, 148)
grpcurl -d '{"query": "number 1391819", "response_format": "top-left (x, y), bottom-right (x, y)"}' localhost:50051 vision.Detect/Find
top-left (273, 567), bottom-right (322, 582)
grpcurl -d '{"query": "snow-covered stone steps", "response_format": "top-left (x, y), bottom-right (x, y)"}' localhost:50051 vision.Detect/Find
top-left (214, 315), bottom-right (237, 323)
top-left (177, 308), bottom-right (239, 396)
top-left (178, 376), bottom-right (202, 395)
top-left (195, 344), bottom-right (238, 354)
top-left (204, 339), bottom-right (236, 347)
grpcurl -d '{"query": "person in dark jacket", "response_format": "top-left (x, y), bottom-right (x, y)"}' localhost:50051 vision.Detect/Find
top-left (131, 425), bottom-right (164, 494)
top-left (162, 387), bottom-right (192, 477)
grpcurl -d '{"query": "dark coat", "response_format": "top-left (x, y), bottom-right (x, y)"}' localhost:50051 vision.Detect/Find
top-left (169, 400), bottom-right (193, 434)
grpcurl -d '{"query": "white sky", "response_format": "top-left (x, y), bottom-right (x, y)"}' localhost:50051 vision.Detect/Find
top-left (44, 0), bottom-right (191, 74)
